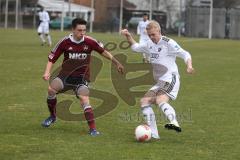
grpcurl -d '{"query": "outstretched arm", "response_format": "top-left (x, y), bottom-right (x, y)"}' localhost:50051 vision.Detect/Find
top-left (121, 29), bottom-right (137, 45)
top-left (121, 29), bottom-right (148, 54)
top-left (101, 50), bottom-right (124, 74)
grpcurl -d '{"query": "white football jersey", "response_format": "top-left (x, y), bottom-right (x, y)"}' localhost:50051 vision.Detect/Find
top-left (38, 11), bottom-right (50, 33)
top-left (137, 20), bottom-right (150, 42)
top-left (39, 11), bottom-right (50, 23)
top-left (131, 36), bottom-right (191, 83)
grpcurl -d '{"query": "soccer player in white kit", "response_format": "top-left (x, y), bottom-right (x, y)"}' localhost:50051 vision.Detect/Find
top-left (137, 13), bottom-right (150, 63)
top-left (37, 7), bottom-right (52, 46)
top-left (121, 21), bottom-right (194, 139)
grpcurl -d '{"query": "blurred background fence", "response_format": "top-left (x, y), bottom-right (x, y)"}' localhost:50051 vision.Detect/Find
top-left (0, 0), bottom-right (240, 39)
top-left (185, 7), bottom-right (240, 39)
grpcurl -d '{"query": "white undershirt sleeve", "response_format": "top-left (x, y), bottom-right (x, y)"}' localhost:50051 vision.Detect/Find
top-left (131, 43), bottom-right (148, 54)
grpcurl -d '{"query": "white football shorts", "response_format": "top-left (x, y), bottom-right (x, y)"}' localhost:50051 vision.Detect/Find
top-left (37, 22), bottom-right (49, 34)
top-left (149, 74), bottom-right (180, 100)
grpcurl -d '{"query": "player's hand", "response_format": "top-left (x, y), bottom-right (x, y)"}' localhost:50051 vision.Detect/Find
top-left (43, 72), bottom-right (50, 81)
top-left (116, 63), bottom-right (124, 74)
top-left (120, 29), bottom-right (131, 37)
top-left (186, 67), bottom-right (195, 74)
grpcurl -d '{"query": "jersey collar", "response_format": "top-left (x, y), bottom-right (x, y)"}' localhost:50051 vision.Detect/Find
top-left (157, 36), bottom-right (165, 44)
top-left (152, 36), bottom-right (162, 45)
top-left (69, 34), bottom-right (84, 44)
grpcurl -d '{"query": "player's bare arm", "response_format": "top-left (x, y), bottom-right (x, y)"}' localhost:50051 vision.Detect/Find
top-left (120, 29), bottom-right (137, 45)
top-left (43, 61), bottom-right (53, 81)
top-left (101, 50), bottom-right (124, 74)
top-left (186, 59), bottom-right (195, 74)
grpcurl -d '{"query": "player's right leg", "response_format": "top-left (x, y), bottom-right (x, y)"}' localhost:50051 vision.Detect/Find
top-left (140, 91), bottom-right (160, 139)
top-left (42, 77), bottom-right (64, 127)
top-left (37, 24), bottom-right (46, 45)
top-left (43, 25), bottom-right (52, 46)
top-left (153, 76), bottom-right (181, 133)
top-left (156, 93), bottom-right (181, 132)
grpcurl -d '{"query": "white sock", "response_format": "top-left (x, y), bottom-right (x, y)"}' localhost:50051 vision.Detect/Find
top-left (142, 106), bottom-right (160, 139)
top-left (39, 34), bottom-right (45, 43)
top-left (159, 102), bottom-right (179, 127)
top-left (47, 35), bottom-right (52, 46)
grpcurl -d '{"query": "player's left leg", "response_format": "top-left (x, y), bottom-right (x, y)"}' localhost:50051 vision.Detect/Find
top-left (76, 85), bottom-right (100, 136)
top-left (43, 24), bottom-right (52, 46)
top-left (45, 34), bottom-right (52, 47)
top-left (38, 32), bottom-right (46, 46)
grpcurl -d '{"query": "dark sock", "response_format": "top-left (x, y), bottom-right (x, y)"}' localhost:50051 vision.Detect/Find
top-left (84, 107), bottom-right (96, 130)
top-left (47, 98), bottom-right (57, 118)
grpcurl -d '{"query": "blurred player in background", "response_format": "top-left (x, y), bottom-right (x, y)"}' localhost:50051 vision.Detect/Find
top-left (137, 13), bottom-right (150, 63)
top-left (37, 7), bottom-right (52, 46)
top-left (121, 20), bottom-right (194, 139)
top-left (42, 18), bottom-right (124, 136)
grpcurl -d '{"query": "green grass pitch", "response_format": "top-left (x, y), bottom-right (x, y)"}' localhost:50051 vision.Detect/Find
top-left (0, 29), bottom-right (239, 160)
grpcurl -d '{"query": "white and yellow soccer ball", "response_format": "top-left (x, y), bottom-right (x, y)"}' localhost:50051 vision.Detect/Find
top-left (135, 125), bottom-right (152, 142)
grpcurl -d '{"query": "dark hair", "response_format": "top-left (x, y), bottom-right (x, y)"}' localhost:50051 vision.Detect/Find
top-left (72, 18), bottom-right (87, 28)
top-left (143, 13), bottom-right (148, 16)
top-left (40, 7), bottom-right (44, 11)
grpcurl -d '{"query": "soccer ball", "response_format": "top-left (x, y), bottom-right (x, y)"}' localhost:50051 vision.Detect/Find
top-left (135, 125), bottom-right (152, 142)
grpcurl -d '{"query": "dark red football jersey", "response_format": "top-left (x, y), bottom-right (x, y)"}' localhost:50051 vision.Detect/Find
top-left (48, 34), bottom-right (105, 81)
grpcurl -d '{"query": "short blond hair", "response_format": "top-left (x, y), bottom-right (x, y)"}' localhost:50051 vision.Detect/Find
top-left (146, 20), bottom-right (161, 32)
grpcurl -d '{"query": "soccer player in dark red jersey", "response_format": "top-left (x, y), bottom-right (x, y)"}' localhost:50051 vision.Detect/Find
top-left (42, 18), bottom-right (124, 136)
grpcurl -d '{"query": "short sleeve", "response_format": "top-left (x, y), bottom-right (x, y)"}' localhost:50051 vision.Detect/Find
top-left (91, 40), bottom-right (105, 54)
top-left (48, 38), bottom-right (65, 63)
